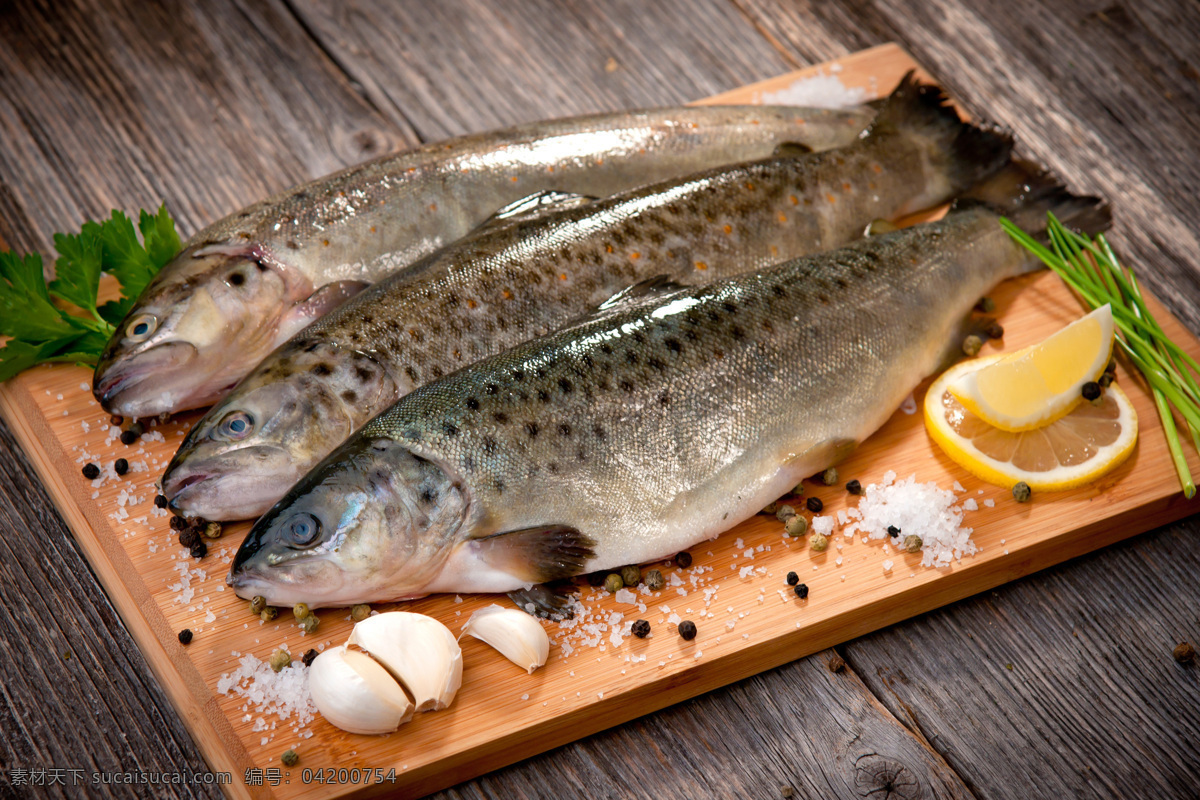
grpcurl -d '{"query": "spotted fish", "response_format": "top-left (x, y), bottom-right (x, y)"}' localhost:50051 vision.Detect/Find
top-left (166, 75), bottom-right (1012, 520)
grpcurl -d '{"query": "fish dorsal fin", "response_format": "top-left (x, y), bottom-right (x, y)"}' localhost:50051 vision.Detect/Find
top-left (475, 190), bottom-right (598, 232)
top-left (773, 141), bottom-right (813, 158)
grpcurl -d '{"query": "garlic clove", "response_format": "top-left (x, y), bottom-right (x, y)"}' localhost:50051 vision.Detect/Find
top-left (347, 612), bottom-right (462, 712)
top-left (308, 645), bottom-right (413, 735)
top-left (460, 604), bottom-right (550, 674)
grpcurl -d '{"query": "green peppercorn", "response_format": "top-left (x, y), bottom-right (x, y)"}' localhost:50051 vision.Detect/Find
top-left (604, 573), bottom-right (624, 594)
top-left (794, 583), bottom-right (809, 599)
top-left (678, 620), bottom-right (697, 641)
top-left (203, 521), bottom-right (223, 539)
top-left (300, 615), bottom-right (319, 634)
top-left (128, 420), bottom-right (145, 438)
top-left (1105, 359), bottom-right (1116, 376)
top-left (260, 606), bottom-right (278, 623)
top-left (810, 533), bottom-right (829, 552)
top-left (281, 749), bottom-right (299, 768)
top-left (903, 534), bottom-right (923, 554)
top-left (178, 628), bottom-right (193, 645)
top-left (293, 603), bottom-right (310, 620)
top-left (644, 569), bottom-right (665, 591)
top-left (786, 571), bottom-right (799, 586)
top-left (1098, 373), bottom-right (1113, 388)
top-left (351, 604), bottom-right (371, 622)
top-left (845, 479), bottom-right (862, 495)
top-left (791, 483), bottom-right (805, 495)
top-left (806, 496), bottom-right (823, 513)
top-left (250, 595), bottom-right (267, 615)
top-left (620, 565), bottom-right (641, 587)
top-left (784, 515), bottom-right (808, 537)
top-left (301, 648), bottom-right (318, 667)
top-left (761, 501), bottom-right (779, 515)
top-left (775, 504), bottom-right (796, 523)
top-left (962, 334), bottom-right (984, 357)
top-left (114, 458), bottom-right (129, 476)
top-left (674, 551), bottom-right (693, 569)
top-left (975, 296), bottom-right (996, 313)
top-left (631, 619), bottom-right (650, 638)
top-left (268, 648), bottom-right (291, 672)
top-left (1012, 481), bottom-right (1032, 503)
top-left (820, 467), bottom-right (838, 486)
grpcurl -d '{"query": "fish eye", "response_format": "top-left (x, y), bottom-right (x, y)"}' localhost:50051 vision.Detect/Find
top-left (218, 411), bottom-right (254, 440)
top-left (125, 314), bottom-right (158, 342)
top-left (285, 513), bottom-right (321, 547)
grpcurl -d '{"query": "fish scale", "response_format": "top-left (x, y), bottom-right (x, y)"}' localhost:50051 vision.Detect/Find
top-left (169, 75), bottom-right (1014, 521)
top-left (228, 175), bottom-right (1115, 609)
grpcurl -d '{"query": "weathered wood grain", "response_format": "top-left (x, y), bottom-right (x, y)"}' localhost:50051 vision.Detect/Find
top-left (284, 0), bottom-right (798, 139)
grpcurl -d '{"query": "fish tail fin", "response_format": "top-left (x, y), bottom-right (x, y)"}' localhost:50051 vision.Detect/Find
top-left (959, 158), bottom-right (1112, 243)
top-left (866, 71), bottom-right (1012, 214)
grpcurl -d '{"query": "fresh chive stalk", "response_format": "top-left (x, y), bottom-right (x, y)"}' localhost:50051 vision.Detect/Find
top-left (1000, 214), bottom-right (1199, 498)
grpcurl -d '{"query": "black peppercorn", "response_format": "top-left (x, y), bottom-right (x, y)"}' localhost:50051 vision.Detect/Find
top-left (806, 496), bottom-right (823, 513)
top-left (1098, 373), bottom-right (1113, 388)
top-left (845, 479), bottom-right (862, 495)
top-left (82, 463), bottom-right (100, 479)
top-left (827, 653), bottom-right (845, 672)
top-left (632, 619), bottom-right (651, 638)
top-left (301, 648), bottom-right (319, 667)
top-left (674, 551), bottom-right (692, 569)
top-left (178, 528), bottom-right (200, 548)
top-left (794, 583), bottom-right (809, 599)
top-left (678, 620), bottom-right (697, 641)
top-left (178, 629), bottom-right (193, 645)
top-left (119, 429), bottom-right (139, 445)
top-left (887, 525), bottom-right (901, 538)
top-left (1081, 381), bottom-right (1101, 401)
top-left (786, 571), bottom-right (799, 586)
top-left (585, 571), bottom-right (606, 587)
top-left (114, 458), bottom-right (129, 476)
top-left (154, 494), bottom-right (168, 509)
top-left (169, 515), bottom-right (187, 531)
top-left (985, 321), bottom-right (1004, 339)
top-left (189, 540), bottom-right (207, 559)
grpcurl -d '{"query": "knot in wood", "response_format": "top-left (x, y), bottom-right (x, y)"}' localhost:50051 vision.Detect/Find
top-left (854, 754), bottom-right (919, 799)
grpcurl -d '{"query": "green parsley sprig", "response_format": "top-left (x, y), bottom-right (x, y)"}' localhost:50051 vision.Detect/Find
top-left (0, 205), bottom-right (181, 382)
top-left (1001, 214), bottom-right (1200, 498)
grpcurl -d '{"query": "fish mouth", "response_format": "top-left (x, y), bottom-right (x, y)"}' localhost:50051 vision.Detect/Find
top-left (227, 552), bottom-right (347, 607)
top-left (93, 340), bottom-right (200, 417)
top-left (163, 445), bottom-right (296, 521)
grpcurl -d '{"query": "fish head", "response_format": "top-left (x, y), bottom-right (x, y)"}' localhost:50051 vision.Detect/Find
top-left (228, 438), bottom-right (468, 607)
top-left (93, 243), bottom-right (311, 417)
top-left (162, 341), bottom-right (397, 521)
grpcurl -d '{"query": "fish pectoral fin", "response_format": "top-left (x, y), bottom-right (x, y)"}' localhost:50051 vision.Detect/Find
top-left (772, 141), bottom-right (813, 158)
top-left (864, 218), bottom-right (900, 236)
top-left (280, 280), bottom-right (371, 335)
top-left (472, 524), bottom-right (596, 584)
top-left (475, 190), bottom-right (598, 231)
top-left (507, 585), bottom-right (577, 620)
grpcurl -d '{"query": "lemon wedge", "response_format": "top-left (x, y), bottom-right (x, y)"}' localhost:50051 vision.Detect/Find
top-left (947, 305), bottom-right (1114, 432)
top-left (925, 354), bottom-right (1137, 491)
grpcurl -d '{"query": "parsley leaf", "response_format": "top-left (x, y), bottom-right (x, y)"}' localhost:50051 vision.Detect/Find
top-left (50, 222), bottom-right (104, 313)
top-left (140, 204), bottom-right (183, 271)
top-left (0, 251), bottom-right (80, 341)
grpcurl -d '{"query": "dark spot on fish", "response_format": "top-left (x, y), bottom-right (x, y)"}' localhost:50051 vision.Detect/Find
top-left (537, 389), bottom-right (550, 403)
top-left (311, 363), bottom-right (332, 376)
top-left (295, 190), bottom-right (310, 200)
top-left (548, 462), bottom-right (559, 475)
top-left (723, 301), bottom-right (738, 315)
top-left (535, 367), bottom-right (546, 378)
top-left (647, 357), bottom-right (665, 371)
top-left (445, 293), bottom-right (460, 306)
top-left (665, 338), bottom-right (682, 354)
top-left (707, 309), bottom-right (721, 322)
top-left (513, 369), bottom-right (525, 382)
top-left (466, 397), bottom-right (480, 410)
top-left (658, 390), bottom-right (670, 406)
top-left (419, 489), bottom-right (434, 504)
top-left (818, 294), bottom-right (830, 305)
top-left (620, 379), bottom-right (635, 392)
top-left (582, 354), bottom-right (594, 370)
top-left (432, 366), bottom-right (444, 379)
top-left (835, 278), bottom-right (848, 289)
top-left (443, 422), bottom-right (459, 437)
top-left (625, 351), bottom-right (639, 365)
top-left (772, 284), bottom-right (787, 297)
top-left (349, 332), bottom-right (362, 343)
top-left (286, 240), bottom-right (299, 250)
top-left (493, 412), bottom-right (509, 424)
top-left (558, 423), bottom-right (571, 436)
top-left (558, 378), bottom-right (573, 394)
top-left (482, 435), bottom-right (498, 454)
top-left (405, 366), bottom-right (419, 382)
top-left (463, 455), bottom-right (475, 471)
top-left (762, 320), bottom-right (775, 334)
top-left (355, 366), bottom-right (373, 382)
top-left (600, 344), bottom-right (613, 355)
top-left (342, 390), bottom-right (358, 404)
top-left (485, 383), bottom-right (498, 395)
top-left (593, 424), bottom-right (606, 439)
top-left (632, 331), bottom-right (646, 344)
top-left (404, 427), bottom-right (422, 441)
top-left (525, 422), bottom-right (539, 438)
top-left (494, 478), bottom-right (505, 494)
top-left (596, 377), bottom-right (611, 391)
top-left (576, 447), bottom-right (587, 462)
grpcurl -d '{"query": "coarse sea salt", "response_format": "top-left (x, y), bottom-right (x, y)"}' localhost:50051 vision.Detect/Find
top-left (760, 73), bottom-right (866, 109)
top-left (216, 654), bottom-right (316, 731)
top-left (843, 473), bottom-right (975, 568)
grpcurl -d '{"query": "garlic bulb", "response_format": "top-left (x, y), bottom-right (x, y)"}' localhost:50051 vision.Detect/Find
top-left (347, 612), bottom-right (462, 712)
top-left (460, 604), bottom-right (549, 674)
top-left (308, 646), bottom-right (413, 735)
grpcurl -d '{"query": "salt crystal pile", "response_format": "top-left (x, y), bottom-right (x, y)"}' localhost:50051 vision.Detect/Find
top-left (843, 471), bottom-right (976, 568)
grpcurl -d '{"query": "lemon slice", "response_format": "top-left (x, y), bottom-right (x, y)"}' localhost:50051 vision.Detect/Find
top-left (947, 305), bottom-right (1115, 432)
top-left (925, 354), bottom-right (1137, 491)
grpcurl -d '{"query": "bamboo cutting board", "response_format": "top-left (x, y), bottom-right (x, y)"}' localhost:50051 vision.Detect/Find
top-left (3, 44), bottom-right (1198, 800)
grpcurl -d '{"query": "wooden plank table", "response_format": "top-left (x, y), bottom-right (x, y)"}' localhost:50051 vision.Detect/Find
top-left (2, 1), bottom-right (1199, 798)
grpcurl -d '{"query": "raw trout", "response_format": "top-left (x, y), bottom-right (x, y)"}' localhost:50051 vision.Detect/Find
top-left (228, 168), bottom-right (1109, 608)
top-left (167, 75), bottom-right (1012, 520)
top-left (92, 105), bottom-right (874, 417)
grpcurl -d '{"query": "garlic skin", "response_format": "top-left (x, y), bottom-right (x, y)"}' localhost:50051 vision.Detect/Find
top-left (347, 612), bottom-right (462, 712)
top-left (308, 646), bottom-right (413, 735)
top-left (460, 604), bottom-right (549, 674)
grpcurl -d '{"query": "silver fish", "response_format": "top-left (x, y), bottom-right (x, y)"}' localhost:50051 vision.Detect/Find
top-left (228, 166), bottom-right (1109, 609)
top-left (92, 105), bottom-right (874, 418)
top-left (167, 75), bottom-right (1011, 520)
